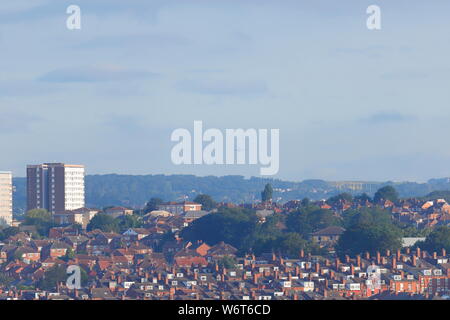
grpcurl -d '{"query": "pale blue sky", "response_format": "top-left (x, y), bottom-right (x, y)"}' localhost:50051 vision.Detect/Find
top-left (1, 0), bottom-right (450, 182)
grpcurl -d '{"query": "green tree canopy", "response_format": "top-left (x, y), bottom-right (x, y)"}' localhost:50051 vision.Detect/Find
top-left (38, 264), bottom-right (88, 291)
top-left (261, 184), bottom-right (273, 202)
top-left (87, 213), bottom-right (119, 233)
top-left (354, 193), bottom-right (372, 203)
top-left (275, 233), bottom-right (308, 257)
top-left (38, 265), bottom-right (69, 291)
top-left (0, 226), bottom-right (20, 241)
top-left (374, 186), bottom-right (399, 203)
top-left (217, 256), bottom-right (238, 269)
top-left (181, 208), bottom-right (259, 253)
top-left (61, 248), bottom-right (75, 262)
top-left (327, 193), bottom-right (353, 206)
top-left (23, 209), bottom-right (55, 237)
top-left (336, 207), bottom-right (402, 258)
top-left (300, 198), bottom-right (310, 207)
top-left (420, 226), bottom-right (450, 252)
top-left (287, 206), bottom-right (342, 236)
top-left (193, 194), bottom-right (217, 211)
top-left (0, 273), bottom-right (14, 287)
top-left (143, 197), bottom-right (164, 214)
top-left (116, 214), bottom-right (142, 233)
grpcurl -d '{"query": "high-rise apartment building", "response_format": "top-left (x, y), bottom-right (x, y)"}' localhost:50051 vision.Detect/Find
top-left (0, 171), bottom-right (13, 226)
top-left (27, 163), bottom-right (85, 214)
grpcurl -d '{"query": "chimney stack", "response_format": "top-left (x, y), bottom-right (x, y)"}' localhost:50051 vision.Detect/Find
top-left (376, 252), bottom-right (381, 265)
top-left (442, 248), bottom-right (447, 257)
top-left (295, 266), bottom-right (300, 276)
top-left (356, 255), bottom-right (361, 268)
top-left (253, 273), bottom-right (260, 285)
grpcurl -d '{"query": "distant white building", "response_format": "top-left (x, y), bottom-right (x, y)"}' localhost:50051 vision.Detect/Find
top-left (0, 171), bottom-right (13, 226)
top-left (157, 201), bottom-right (202, 215)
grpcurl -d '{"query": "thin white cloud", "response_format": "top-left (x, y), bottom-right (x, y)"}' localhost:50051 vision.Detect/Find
top-left (38, 65), bottom-right (160, 83)
top-left (361, 112), bottom-right (416, 125)
top-left (177, 79), bottom-right (267, 96)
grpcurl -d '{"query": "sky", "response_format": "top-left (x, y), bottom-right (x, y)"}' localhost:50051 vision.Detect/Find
top-left (1, 0), bottom-right (450, 182)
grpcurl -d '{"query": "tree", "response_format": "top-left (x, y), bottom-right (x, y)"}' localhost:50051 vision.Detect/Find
top-left (276, 233), bottom-right (308, 257)
top-left (374, 186), bottom-right (399, 203)
top-left (301, 198), bottom-right (310, 207)
top-left (217, 256), bottom-right (237, 269)
top-left (327, 193), bottom-right (353, 206)
top-left (87, 213), bottom-right (119, 233)
top-left (287, 207), bottom-right (341, 236)
top-left (261, 184), bottom-right (273, 202)
top-left (342, 207), bottom-right (391, 229)
top-left (61, 248), bottom-right (75, 262)
top-left (181, 208), bottom-right (259, 253)
top-left (38, 264), bottom-right (88, 291)
top-left (116, 214), bottom-right (142, 233)
top-left (143, 198), bottom-right (164, 214)
top-left (336, 207), bottom-right (402, 258)
top-left (0, 226), bottom-right (20, 240)
top-left (421, 226), bottom-right (450, 252)
top-left (38, 265), bottom-right (69, 291)
top-left (336, 223), bottom-right (402, 258)
top-left (0, 274), bottom-right (14, 287)
top-left (193, 194), bottom-right (217, 211)
top-left (23, 209), bottom-right (55, 237)
top-left (354, 193), bottom-right (372, 203)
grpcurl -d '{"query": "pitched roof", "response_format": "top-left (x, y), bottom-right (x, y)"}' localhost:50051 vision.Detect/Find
top-left (208, 242), bottom-right (238, 256)
top-left (311, 226), bottom-right (345, 236)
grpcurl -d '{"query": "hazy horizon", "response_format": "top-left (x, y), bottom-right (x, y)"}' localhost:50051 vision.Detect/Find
top-left (9, 171), bottom-right (449, 184)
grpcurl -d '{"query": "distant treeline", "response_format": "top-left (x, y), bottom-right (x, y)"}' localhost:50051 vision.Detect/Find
top-left (11, 175), bottom-right (450, 215)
